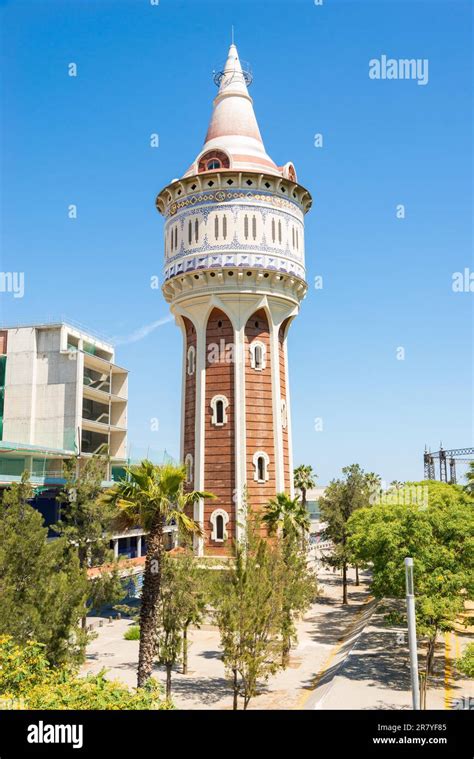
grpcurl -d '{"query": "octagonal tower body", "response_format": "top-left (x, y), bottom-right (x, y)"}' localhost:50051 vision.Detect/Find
top-left (156, 44), bottom-right (312, 556)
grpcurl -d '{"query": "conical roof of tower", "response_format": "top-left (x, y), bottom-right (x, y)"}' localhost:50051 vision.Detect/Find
top-left (182, 43), bottom-right (283, 178)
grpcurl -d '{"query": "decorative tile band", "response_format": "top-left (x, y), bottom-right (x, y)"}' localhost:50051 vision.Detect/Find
top-left (163, 252), bottom-right (306, 282)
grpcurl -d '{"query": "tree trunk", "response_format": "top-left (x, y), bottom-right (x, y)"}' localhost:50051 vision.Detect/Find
top-left (426, 635), bottom-right (436, 677)
top-left (355, 565), bottom-right (359, 586)
top-left (342, 562), bottom-right (348, 604)
top-left (137, 520), bottom-right (163, 688)
top-left (182, 625), bottom-right (188, 674)
top-left (232, 668), bottom-right (239, 710)
top-left (165, 663), bottom-right (172, 699)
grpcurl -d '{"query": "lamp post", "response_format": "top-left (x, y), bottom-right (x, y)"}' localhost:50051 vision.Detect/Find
top-left (404, 557), bottom-right (420, 710)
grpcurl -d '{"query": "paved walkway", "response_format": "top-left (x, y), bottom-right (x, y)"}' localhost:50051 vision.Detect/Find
top-left (82, 565), bottom-right (473, 710)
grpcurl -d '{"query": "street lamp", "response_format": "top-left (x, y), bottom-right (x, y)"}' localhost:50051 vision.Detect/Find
top-left (404, 557), bottom-right (420, 710)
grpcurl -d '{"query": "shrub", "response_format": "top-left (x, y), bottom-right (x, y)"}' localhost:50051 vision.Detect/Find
top-left (124, 625), bottom-right (140, 641)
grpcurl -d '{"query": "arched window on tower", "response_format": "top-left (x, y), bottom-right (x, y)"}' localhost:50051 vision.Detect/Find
top-left (253, 451), bottom-right (270, 483)
top-left (210, 509), bottom-right (229, 542)
top-left (249, 340), bottom-right (266, 371)
top-left (206, 158), bottom-right (221, 171)
top-left (210, 395), bottom-right (229, 426)
top-left (187, 345), bottom-right (196, 376)
top-left (215, 514), bottom-right (224, 540)
top-left (281, 398), bottom-right (288, 429)
top-left (184, 453), bottom-right (193, 485)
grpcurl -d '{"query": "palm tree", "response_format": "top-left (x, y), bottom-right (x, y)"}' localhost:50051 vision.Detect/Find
top-left (465, 462), bottom-right (474, 494)
top-left (100, 460), bottom-right (213, 688)
top-left (263, 492), bottom-right (310, 544)
top-left (293, 464), bottom-right (317, 509)
top-left (389, 480), bottom-right (404, 490)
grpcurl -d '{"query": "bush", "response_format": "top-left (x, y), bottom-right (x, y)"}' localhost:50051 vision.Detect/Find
top-left (0, 635), bottom-right (169, 710)
top-left (456, 642), bottom-right (474, 679)
top-left (124, 625), bottom-right (140, 640)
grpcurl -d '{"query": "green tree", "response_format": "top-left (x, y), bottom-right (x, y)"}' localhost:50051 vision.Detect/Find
top-left (0, 635), bottom-right (169, 710)
top-left (293, 464), bottom-right (317, 510)
top-left (0, 476), bottom-right (88, 666)
top-left (319, 464), bottom-right (373, 604)
top-left (263, 493), bottom-right (317, 663)
top-left (465, 461), bottom-right (474, 495)
top-left (100, 461), bottom-right (213, 688)
top-left (278, 535), bottom-right (318, 665)
top-left (155, 552), bottom-right (183, 700)
top-left (456, 642), bottom-right (474, 678)
top-left (214, 516), bottom-right (284, 710)
top-left (174, 548), bottom-right (208, 675)
top-left (348, 481), bottom-right (474, 687)
top-left (263, 492), bottom-right (310, 547)
top-left (55, 455), bottom-right (123, 628)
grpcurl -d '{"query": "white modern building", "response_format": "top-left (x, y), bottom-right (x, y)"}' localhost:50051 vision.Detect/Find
top-left (0, 322), bottom-right (128, 484)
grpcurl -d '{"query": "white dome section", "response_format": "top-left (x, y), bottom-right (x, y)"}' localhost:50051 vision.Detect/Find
top-left (183, 44), bottom-right (281, 178)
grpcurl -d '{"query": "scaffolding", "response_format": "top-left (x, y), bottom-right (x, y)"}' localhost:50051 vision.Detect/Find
top-left (423, 446), bottom-right (474, 484)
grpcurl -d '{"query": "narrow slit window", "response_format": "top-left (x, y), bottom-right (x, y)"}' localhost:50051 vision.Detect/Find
top-left (257, 456), bottom-right (265, 481)
top-left (278, 219), bottom-right (282, 243)
top-left (252, 215), bottom-right (257, 240)
top-left (216, 514), bottom-right (224, 540)
top-left (188, 220), bottom-right (192, 245)
top-left (214, 216), bottom-right (219, 240)
top-left (222, 214), bottom-right (227, 240)
top-left (244, 214), bottom-right (249, 240)
top-left (271, 218), bottom-right (276, 243)
top-left (195, 219), bottom-right (199, 243)
top-left (216, 399), bottom-right (224, 425)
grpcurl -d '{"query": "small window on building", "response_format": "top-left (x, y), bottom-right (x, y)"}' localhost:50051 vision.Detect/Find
top-left (281, 398), bottom-right (287, 429)
top-left (222, 214), bottom-right (227, 240)
top-left (252, 215), bottom-right (257, 240)
top-left (214, 216), bottom-right (219, 240)
top-left (174, 226), bottom-right (178, 249)
top-left (207, 159), bottom-right (221, 171)
top-left (187, 345), bottom-right (196, 376)
top-left (195, 219), bottom-right (199, 243)
top-left (244, 214), bottom-right (249, 240)
top-left (210, 509), bottom-right (229, 542)
top-left (278, 219), bottom-right (282, 244)
top-left (216, 514), bottom-right (224, 540)
top-left (253, 451), bottom-right (270, 483)
top-left (249, 341), bottom-right (266, 371)
top-left (185, 453), bottom-right (193, 484)
top-left (210, 395), bottom-right (229, 426)
top-left (188, 220), bottom-right (192, 245)
top-left (271, 218), bottom-right (276, 243)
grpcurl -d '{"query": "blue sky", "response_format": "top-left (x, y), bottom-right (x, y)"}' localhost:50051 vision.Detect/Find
top-left (1, 0), bottom-right (472, 484)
